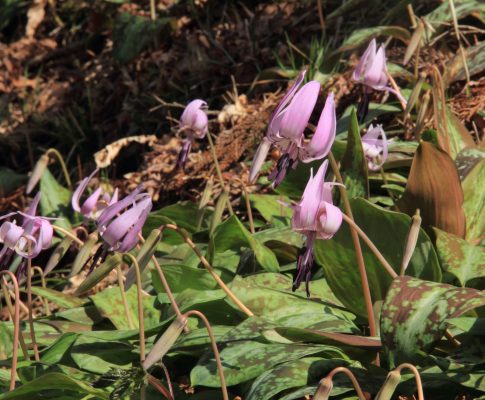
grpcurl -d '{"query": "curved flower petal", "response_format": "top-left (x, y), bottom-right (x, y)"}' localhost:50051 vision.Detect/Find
top-left (15, 234), bottom-right (39, 258)
top-left (249, 138), bottom-right (272, 183)
top-left (81, 187), bottom-right (103, 218)
top-left (97, 185), bottom-right (144, 228)
top-left (301, 92), bottom-right (336, 163)
top-left (180, 99), bottom-right (208, 138)
top-left (0, 222), bottom-right (24, 248)
top-left (317, 201), bottom-right (343, 239)
top-left (26, 192), bottom-right (42, 217)
top-left (362, 125), bottom-right (388, 171)
top-left (72, 169), bottom-right (98, 213)
top-left (365, 45), bottom-right (388, 89)
top-left (353, 39), bottom-right (376, 81)
top-left (38, 219), bottom-right (53, 250)
top-left (117, 198), bottom-right (152, 253)
top-left (279, 81), bottom-right (320, 141)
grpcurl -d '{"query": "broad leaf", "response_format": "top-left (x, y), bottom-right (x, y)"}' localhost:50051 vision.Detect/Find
top-left (380, 276), bottom-right (485, 366)
top-left (314, 198), bottom-right (442, 317)
top-left (462, 157), bottom-right (485, 244)
top-left (40, 168), bottom-right (72, 229)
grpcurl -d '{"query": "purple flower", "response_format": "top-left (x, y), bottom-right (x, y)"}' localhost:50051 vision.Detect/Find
top-left (249, 71), bottom-right (336, 186)
top-left (97, 186), bottom-right (152, 253)
top-left (0, 192), bottom-right (53, 266)
top-left (177, 99), bottom-right (209, 169)
top-left (361, 124), bottom-right (389, 171)
top-left (72, 169), bottom-right (119, 220)
top-left (291, 160), bottom-right (342, 295)
top-left (353, 39), bottom-right (407, 106)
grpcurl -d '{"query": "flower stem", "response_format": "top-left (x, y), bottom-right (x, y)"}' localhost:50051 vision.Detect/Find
top-left (137, 233), bottom-right (185, 327)
top-left (206, 132), bottom-right (234, 216)
top-left (341, 214), bottom-right (397, 279)
top-left (161, 224), bottom-right (254, 317)
top-left (395, 363), bottom-right (424, 400)
top-left (185, 310), bottom-right (229, 400)
top-left (0, 271), bottom-right (20, 391)
top-left (26, 257), bottom-right (40, 361)
top-left (52, 225), bottom-right (84, 246)
top-left (46, 148), bottom-right (73, 191)
top-left (328, 152), bottom-right (378, 340)
top-left (239, 178), bottom-right (255, 234)
top-left (31, 266), bottom-right (50, 315)
top-left (1, 280), bottom-right (29, 360)
top-left (320, 366), bottom-right (366, 400)
top-left (146, 374), bottom-right (174, 400)
top-left (123, 253), bottom-right (146, 362)
top-left (115, 264), bottom-right (135, 330)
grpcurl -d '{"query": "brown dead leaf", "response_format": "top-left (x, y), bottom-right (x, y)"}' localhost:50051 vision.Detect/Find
top-left (397, 141), bottom-right (466, 238)
top-left (94, 135), bottom-right (157, 168)
top-left (26, 0), bottom-right (48, 38)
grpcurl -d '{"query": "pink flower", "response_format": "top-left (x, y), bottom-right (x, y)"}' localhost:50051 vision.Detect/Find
top-left (0, 192), bottom-right (53, 266)
top-left (97, 186), bottom-right (152, 253)
top-left (177, 99), bottom-right (209, 169)
top-left (249, 71), bottom-right (336, 186)
top-left (291, 160), bottom-right (342, 295)
top-left (361, 124), bottom-right (389, 171)
top-left (72, 169), bottom-right (118, 220)
top-left (353, 39), bottom-right (407, 107)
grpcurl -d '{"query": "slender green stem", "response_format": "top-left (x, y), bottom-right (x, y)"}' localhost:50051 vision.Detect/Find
top-left (328, 152), bottom-right (378, 340)
top-left (52, 225), bottom-right (84, 246)
top-left (185, 310), bottom-right (229, 400)
top-left (46, 148), bottom-right (73, 190)
top-left (31, 266), bottom-right (50, 315)
top-left (1, 281), bottom-right (29, 360)
top-left (123, 253), bottom-right (145, 362)
top-left (206, 132), bottom-right (234, 215)
top-left (161, 224), bottom-right (254, 317)
top-left (239, 179), bottom-right (255, 234)
top-left (115, 264), bottom-right (135, 330)
top-left (0, 271), bottom-right (20, 391)
top-left (26, 257), bottom-right (40, 361)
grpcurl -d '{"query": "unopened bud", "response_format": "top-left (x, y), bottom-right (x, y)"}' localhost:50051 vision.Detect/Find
top-left (400, 209), bottom-right (421, 275)
top-left (26, 153), bottom-right (49, 194)
top-left (375, 370), bottom-right (401, 400)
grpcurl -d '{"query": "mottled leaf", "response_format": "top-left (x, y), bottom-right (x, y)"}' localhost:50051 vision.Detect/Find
top-left (29, 286), bottom-right (86, 309)
top-left (249, 194), bottom-right (293, 225)
top-left (381, 276), bottom-right (485, 365)
top-left (462, 157), bottom-right (485, 244)
top-left (339, 26), bottom-right (411, 52)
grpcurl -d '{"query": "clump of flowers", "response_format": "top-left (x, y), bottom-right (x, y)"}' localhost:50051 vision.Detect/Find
top-left (177, 99), bottom-right (209, 169)
top-left (291, 160), bottom-right (342, 296)
top-left (249, 71), bottom-right (336, 186)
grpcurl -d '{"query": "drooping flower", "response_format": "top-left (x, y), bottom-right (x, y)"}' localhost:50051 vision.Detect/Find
top-left (249, 71), bottom-right (336, 186)
top-left (0, 192), bottom-right (53, 268)
top-left (72, 169), bottom-right (119, 220)
top-left (177, 99), bottom-right (209, 169)
top-left (291, 160), bottom-right (342, 296)
top-left (97, 186), bottom-right (152, 253)
top-left (353, 39), bottom-right (407, 119)
top-left (361, 124), bottom-right (389, 171)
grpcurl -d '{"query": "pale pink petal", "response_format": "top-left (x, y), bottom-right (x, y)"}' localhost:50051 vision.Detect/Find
top-left (97, 185), bottom-right (143, 228)
top-left (317, 201), bottom-right (343, 239)
top-left (72, 169), bottom-right (98, 213)
top-left (365, 45), bottom-right (387, 89)
top-left (81, 187), bottom-right (103, 218)
top-left (353, 39), bottom-right (376, 82)
top-left (26, 192), bottom-right (41, 217)
top-left (249, 138), bottom-right (272, 183)
top-left (0, 222), bottom-right (24, 248)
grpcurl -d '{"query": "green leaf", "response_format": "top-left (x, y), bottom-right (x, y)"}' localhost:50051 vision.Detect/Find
top-left (113, 13), bottom-right (172, 64)
top-left (29, 286), bottom-right (86, 309)
top-left (40, 168), bottom-right (72, 229)
top-left (70, 335), bottom-right (136, 374)
top-left (339, 26), bottom-right (411, 52)
top-left (40, 333), bottom-right (78, 364)
top-left (191, 341), bottom-right (346, 387)
top-left (76, 254), bottom-right (122, 295)
top-left (426, 0), bottom-right (485, 28)
top-left (314, 198), bottom-right (442, 318)
top-left (246, 357), bottom-right (349, 400)
top-left (380, 276), bottom-right (485, 366)
top-left (44, 236), bottom-right (73, 275)
top-left (0, 372), bottom-right (109, 399)
top-left (208, 215), bottom-right (279, 272)
top-left (0, 167), bottom-right (26, 195)
top-left (433, 228), bottom-right (485, 286)
top-left (462, 157), bottom-right (485, 244)
top-left (249, 194), bottom-right (292, 226)
top-left (90, 286), bottom-right (159, 330)
top-left (340, 107), bottom-right (369, 199)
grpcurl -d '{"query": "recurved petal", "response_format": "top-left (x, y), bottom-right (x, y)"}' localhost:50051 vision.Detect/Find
top-left (180, 99), bottom-right (207, 130)
top-left (81, 187), bottom-right (103, 218)
top-left (365, 45), bottom-right (387, 88)
top-left (353, 39), bottom-right (376, 81)
top-left (97, 185), bottom-right (144, 228)
top-left (39, 219), bottom-right (54, 250)
top-left (72, 169), bottom-right (98, 213)
top-left (317, 201), bottom-right (343, 239)
top-left (0, 222), bottom-right (24, 248)
top-left (117, 198), bottom-right (152, 253)
top-left (26, 191), bottom-right (42, 217)
top-left (301, 92), bottom-right (336, 163)
top-left (279, 81), bottom-right (320, 141)
top-left (249, 138), bottom-right (272, 183)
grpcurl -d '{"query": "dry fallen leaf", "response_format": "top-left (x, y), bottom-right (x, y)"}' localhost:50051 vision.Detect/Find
top-left (94, 134), bottom-right (157, 168)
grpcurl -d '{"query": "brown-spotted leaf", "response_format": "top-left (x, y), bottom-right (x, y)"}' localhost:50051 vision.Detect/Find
top-left (397, 141), bottom-right (466, 237)
top-left (461, 156), bottom-right (485, 244)
top-left (380, 276), bottom-right (485, 366)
